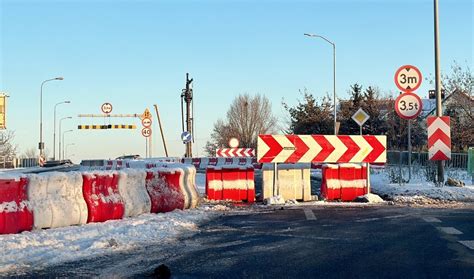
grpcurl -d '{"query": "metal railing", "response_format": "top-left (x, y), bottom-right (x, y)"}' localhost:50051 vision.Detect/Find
top-left (387, 150), bottom-right (468, 169)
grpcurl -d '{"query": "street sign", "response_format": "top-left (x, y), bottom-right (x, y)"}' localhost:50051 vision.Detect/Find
top-left (394, 65), bottom-right (422, 92)
top-left (351, 108), bottom-right (369, 126)
top-left (141, 108), bottom-right (152, 120)
top-left (142, 127), bottom-right (152, 137)
top-left (101, 103), bottom-right (113, 114)
top-left (427, 116), bottom-right (451, 160)
top-left (141, 118), bottom-right (152, 128)
top-left (181, 131), bottom-right (192, 143)
top-left (258, 134), bottom-right (386, 164)
top-left (395, 92), bottom-right (423, 120)
top-left (228, 137), bottom-right (240, 148)
top-left (216, 148), bottom-right (255, 157)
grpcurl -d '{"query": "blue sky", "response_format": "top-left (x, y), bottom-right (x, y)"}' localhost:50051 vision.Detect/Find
top-left (1, 0), bottom-right (472, 161)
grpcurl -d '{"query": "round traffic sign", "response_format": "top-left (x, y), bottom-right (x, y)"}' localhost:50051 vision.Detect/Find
top-left (181, 131), bottom-right (192, 143)
top-left (395, 92), bottom-right (423, 120)
top-left (101, 102), bottom-right (113, 114)
top-left (228, 137), bottom-right (239, 148)
top-left (141, 127), bottom-right (152, 137)
top-left (394, 65), bottom-right (422, 93)
top-left (141, 118), bottom-right (152, 128)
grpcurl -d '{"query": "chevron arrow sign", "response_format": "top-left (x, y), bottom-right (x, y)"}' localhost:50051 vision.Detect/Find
top-left (216, 148), bottom-right (255, 157)
top-left (257, 135), bottom-right (386, 163)
top-left (427, 116), bottom-right (451, 161)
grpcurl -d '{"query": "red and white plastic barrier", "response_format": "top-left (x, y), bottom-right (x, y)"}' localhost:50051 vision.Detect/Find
top-left (205, 165), bottom-right (255, 203)
top-left (82, 172), bottom-right (125, 223)
top-left (117, 169), bottom-right (152, 218)
top-left (0, 176), bottom-right (33, 235)
top-left (321, 163), bottom-right (369, 201)
top-left (27, 172), bottom-right (88, 229)
top-left (146, 168), bottom-right (185, 213)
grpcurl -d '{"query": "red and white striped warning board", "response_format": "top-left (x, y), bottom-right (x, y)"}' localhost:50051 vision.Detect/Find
top-left (216, 148), bottom-right (255, 157)
top-left (257, 135), bottom-right (386, 163)
top-left (427, 116), bottom-right (451, 161)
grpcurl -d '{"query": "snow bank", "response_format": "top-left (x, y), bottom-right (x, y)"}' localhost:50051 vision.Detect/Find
top-left (117, 169), bottom-right (152, 217)
top-left (26, 172), bottom-right (88, 229)
top-left (371, 171), bottom-right (474, 202)
top-left (0, 209), bottom-right (214, 275)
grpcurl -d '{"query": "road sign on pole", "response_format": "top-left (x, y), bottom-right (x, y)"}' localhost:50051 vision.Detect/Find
top-left (141, 127), bottom-right (152, 137)
top-left (394, 92), bottom-right (423, 120)
top-left (141, 118), bottom-right (152, 128)
top-left (427, 116), bottom-right (451, 161)
top-left (394, 65), bottom-right (422, 93)
top-left (351, 108), bottom-right (369, 135)
top-left (141, 108), bottom-right (152, 120)
top-left (101, 103), bottom-right (113, 114)
top-left (181, 131), bottom-right (192, 144)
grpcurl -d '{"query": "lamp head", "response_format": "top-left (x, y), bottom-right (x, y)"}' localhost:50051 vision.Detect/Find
top-left (55, 77), bottom-right (64, 80)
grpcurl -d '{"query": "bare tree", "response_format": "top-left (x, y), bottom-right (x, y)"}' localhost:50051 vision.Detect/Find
top-left (204, 94), bottom-right (277, 156)
top-left (20, 147), bottom-right (37, 159)
top-left (0, 130), bottom-right (17, 159)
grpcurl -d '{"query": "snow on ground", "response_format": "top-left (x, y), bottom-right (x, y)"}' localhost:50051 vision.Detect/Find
top-left (370, 168), bottom-right (474, 203)
top-left (0, 208), bottom-right (226, 276)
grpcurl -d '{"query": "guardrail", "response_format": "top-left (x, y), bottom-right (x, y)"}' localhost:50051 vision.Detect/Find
top-left (387, 151), bottom-right (468, 169)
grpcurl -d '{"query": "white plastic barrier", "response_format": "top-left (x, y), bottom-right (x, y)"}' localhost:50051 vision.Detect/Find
top-left (27, 172), bottom-right (88, 229)
top-left (261, 163), bottom-right (311, 201)
top-left (117, 169), bottom-right (152, 217)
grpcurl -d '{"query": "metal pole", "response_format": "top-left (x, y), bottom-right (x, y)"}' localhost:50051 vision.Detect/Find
top-left (434, 0), bottom-right (444, 184)
top-left (154, 104), bottom-right (169, 157)
top-left (53, 103), bottom-right (57, 160)
top-left (360, 125), bottom-right (362, 136)
top-left (333, 43), bottom-right (337, 135)
top-left (273, 163), bottom-right (278, 196)
top-left (39, 77), bottom-right (63, 161)
top-left (408, 120), bottom-right (412, 181)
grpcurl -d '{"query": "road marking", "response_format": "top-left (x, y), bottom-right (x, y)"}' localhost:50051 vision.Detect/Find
top-left (303, 209), bottom-right (317, 220)
top-left (458, 241), bottom-right (474, 250)
top-left (437, 227), bottom-right (463, 235)
top-left (422, 217), bottom-right (442, 223)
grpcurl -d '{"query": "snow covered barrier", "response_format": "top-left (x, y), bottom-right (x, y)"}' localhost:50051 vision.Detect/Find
top-left (0, 176), bottom-right (33, 234)
top-left (117, 169), bottom-right (152, 218)
top-left (27, 172), bottom-right (88, 229)
top-left (321, 164), bottom-right (341, 200)
top-left (145, 168), bottom-right (185, 213)
top-left (82, 172), bottom-right (125, 223)
top-left (181, 164), bottom-right (200, 209)
top-left (261, 164), bottom-right (311, 202)
top-left (205, 165), bottom-right (255, 203)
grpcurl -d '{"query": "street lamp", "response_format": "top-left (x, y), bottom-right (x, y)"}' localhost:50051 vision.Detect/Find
top-left (304, 33), bottom-right (337, 135)
top-left (53, 101), bottom-right (71, 160)
top-left (65, 143), bottom-right (75, 159)
top-left (39, 77), bottom-right (64, 160)
top-left (58, 116), bottom-right (72, 160)
top-left (62, 130), bottom-right (73, 161)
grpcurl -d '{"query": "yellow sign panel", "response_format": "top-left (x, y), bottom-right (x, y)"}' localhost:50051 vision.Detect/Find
top-left (141, 108), bottom-right (152, 120)
top-left (0, 94), bottom-right (6, 129)
top-left (351, 108), bottom-right (369, 126)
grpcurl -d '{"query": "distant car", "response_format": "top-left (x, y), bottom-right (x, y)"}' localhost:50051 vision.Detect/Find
top-left (43, 160), bottom-right (73, 168)
top-left (116, 155), bottom-right (140, 160)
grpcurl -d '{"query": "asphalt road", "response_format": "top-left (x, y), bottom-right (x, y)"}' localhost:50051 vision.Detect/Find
top-left (15, 205), bottom-right (474, 278)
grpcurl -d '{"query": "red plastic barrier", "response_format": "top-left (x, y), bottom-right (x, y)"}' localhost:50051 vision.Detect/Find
top-left (82, 173), bottom-right (124, 223)
top-left (0, 178), bottom-right (33, 234)
top-left (205, 166), bottom-right (255, 203)
top-left (321, 164), bottom-right (341, 200)
top-left (145, 169), bottom-right (185, 213)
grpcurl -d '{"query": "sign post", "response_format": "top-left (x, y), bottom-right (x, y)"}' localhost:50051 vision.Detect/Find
top-left (141, 108), bottom-right (152, 158)
top-left (394, 65), bottom-right (423, 182)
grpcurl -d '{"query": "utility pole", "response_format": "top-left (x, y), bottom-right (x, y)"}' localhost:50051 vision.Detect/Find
top-left (434, 0), bottom-right (444, 184)
top-left (181, 73), bottom-right (194, 158)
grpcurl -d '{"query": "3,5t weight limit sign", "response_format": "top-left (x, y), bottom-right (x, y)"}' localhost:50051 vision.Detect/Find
top-left (395, 92), bottom-right (423, 120)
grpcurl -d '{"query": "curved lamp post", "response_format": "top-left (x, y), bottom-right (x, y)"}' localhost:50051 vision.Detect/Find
top-left (53, 101), bottom-right (71, 160)
top-left (62, 130), bottom-right (73, 160)
top-left (58, 117), bottom-right (72, 160)
top-left (304, 33), bottom-right (337, 135)
top-left (39, 77), bottom-right (64, 160)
